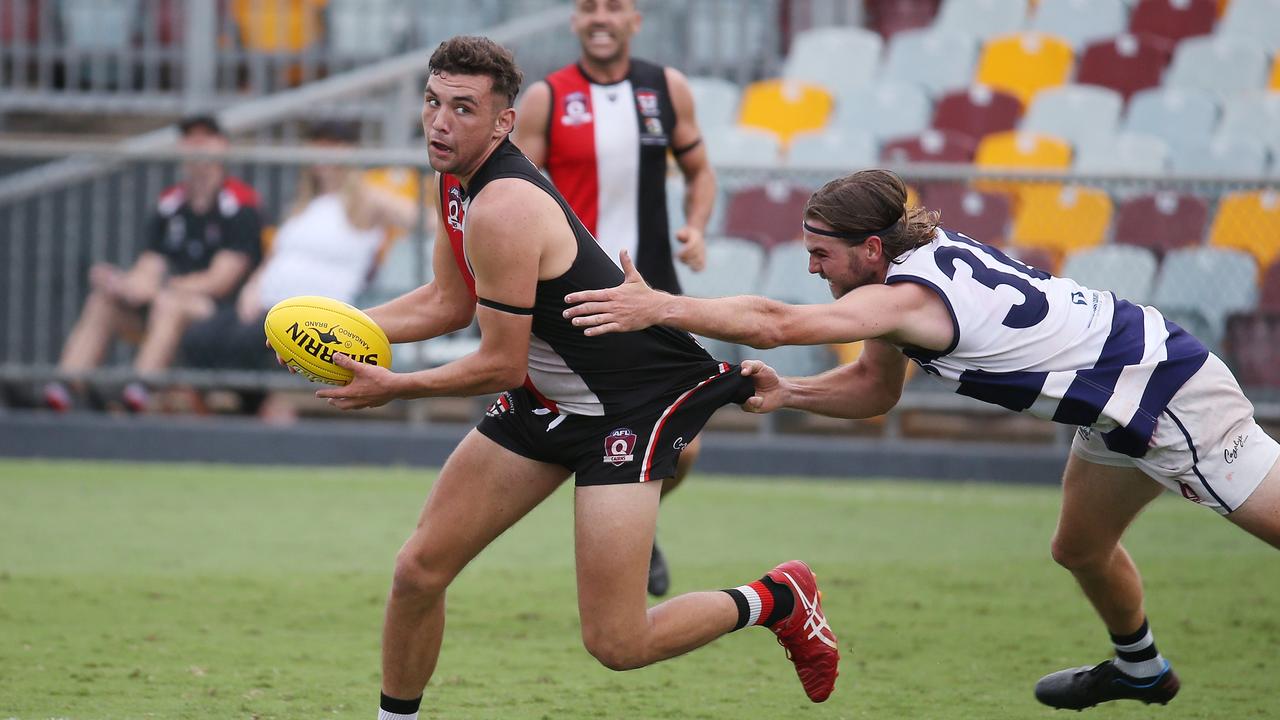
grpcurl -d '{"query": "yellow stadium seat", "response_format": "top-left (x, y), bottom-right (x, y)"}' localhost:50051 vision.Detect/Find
top-left (975, 32), bottom-right (1074, 108)
top-left (231, 0), bottom-right (327, 53)
top-left (974, 130), bottom-right (1072, 200)
top-left (1270, 54), bottom-right (1280, 90)
top-left (1011, 185), bottom-right (1113, 257)
top-left (737, 79), bottom-right (834, 146)
top-left (1209, 190), bottom-right (1280, 270)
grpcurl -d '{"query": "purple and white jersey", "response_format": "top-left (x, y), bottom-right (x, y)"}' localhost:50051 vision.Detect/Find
top-left (886, 228), bottom-right (1209, 458)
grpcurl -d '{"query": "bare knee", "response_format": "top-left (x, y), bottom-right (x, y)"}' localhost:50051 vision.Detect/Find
top-left (1050, 532), bottom-right (1118, 572)
top-left (581, 626), bottom-right (647, 671)
top-left (390, 545), bottom-right (456, 604)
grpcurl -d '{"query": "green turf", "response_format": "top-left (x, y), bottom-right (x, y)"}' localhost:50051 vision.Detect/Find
top-left (0, 459), bottom-right (1276, 719)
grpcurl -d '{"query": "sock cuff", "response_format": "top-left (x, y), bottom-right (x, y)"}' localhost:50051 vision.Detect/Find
top-left (1110, 619), bottom-right (1151, 649)
top-left (380, 692), bottom-right (422, 718)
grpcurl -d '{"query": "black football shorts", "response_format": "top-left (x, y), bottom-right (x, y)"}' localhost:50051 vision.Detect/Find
top-left (477, 363), bottom-right (754, 486)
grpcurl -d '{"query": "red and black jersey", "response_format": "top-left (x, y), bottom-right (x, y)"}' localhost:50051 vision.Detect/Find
top-left (147, 176), bottom-right (263, 278)
top-left (543, 59), bottom-right (681, 294)
top-left (438, 138), bottom-right (719, 417)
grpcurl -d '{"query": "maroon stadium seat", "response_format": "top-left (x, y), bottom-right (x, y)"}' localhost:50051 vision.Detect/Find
top-left (1129, 0), bottom-right (1217, 52)
top-left (724, 181), bottom-right (814, 249)
top-left (1224, 312), bottom-right (1280, 388)
top-left (931, 86), bottom-right (1022, 143)
top-left (881, 129), bottom-right (978, 164)
top-left (922, 184), bottom-right (1013, 246)
top-left (865, 0), bottom-right (940, 39)
top-left (1260, 261), bottom-right (1280, 312)
top-left (1077, 34), bottom-right (1171, 101)
top-left (1113, 192), bottom-right (1208, 258)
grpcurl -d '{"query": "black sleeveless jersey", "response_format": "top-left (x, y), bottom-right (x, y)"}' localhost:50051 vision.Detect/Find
top-left (439, 138), bottom-right (719, 416)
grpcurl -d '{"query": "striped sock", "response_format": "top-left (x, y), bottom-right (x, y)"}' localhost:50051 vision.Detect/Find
top-left (378, 692), bottom-right (421, 720)
top-left (723, 576), bottom-right (794, 631)
top-left (1110, 618), bottom-right (1167, 679)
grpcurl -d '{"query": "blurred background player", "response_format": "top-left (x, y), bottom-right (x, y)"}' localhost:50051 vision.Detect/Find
top-left (43, 115), bottom-right (262, 413)
top-left (513, 0), bottom-right (718, 597)
top-left (179, 120), bottom-right (419, 421)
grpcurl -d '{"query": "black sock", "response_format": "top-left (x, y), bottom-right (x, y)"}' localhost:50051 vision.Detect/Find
top-left (723, 575), bottom-right (795, 631)
top-left (379, 692), bottom-right (422, 719)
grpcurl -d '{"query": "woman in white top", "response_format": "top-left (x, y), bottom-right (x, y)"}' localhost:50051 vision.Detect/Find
top-left (181, 122), bottom-right (420, 376)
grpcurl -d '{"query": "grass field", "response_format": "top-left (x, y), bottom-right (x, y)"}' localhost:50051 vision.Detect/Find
top-left (1, 459), bottom-right (1276, 719)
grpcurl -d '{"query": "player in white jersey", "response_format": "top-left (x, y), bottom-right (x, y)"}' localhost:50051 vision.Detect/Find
top-left (563, 169), bottom-right (1280, 711)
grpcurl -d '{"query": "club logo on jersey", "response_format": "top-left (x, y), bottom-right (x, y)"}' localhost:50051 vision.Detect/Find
top-left (603, 428), bottom-right (638, 466)
top-left (560, 91), bottom-right (593, 126)
top-left (447, 185), bottom-right (464, 231)
top-left (643, 117), bottom-right (664, 136)
top-left (486, 391), bottom-right (515, 418)
top-left (635, 89), bottom-right (660, 117)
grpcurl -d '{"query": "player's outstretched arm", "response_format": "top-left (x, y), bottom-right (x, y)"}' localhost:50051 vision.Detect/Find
top-left (746, 339), bottom-right (909, 419)
top-left (564, 252), bottom-right (933, 348)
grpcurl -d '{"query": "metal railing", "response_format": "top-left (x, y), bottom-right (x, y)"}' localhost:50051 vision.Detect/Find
top-left (1, 140), bottom-right (1278, 427)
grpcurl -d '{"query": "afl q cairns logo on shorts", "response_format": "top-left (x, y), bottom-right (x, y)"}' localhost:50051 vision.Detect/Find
top-left (604, 428), bottom-right (638, 466)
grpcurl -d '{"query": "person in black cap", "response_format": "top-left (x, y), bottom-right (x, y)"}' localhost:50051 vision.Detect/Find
top-left (45, 114), bottom-right (264, 412)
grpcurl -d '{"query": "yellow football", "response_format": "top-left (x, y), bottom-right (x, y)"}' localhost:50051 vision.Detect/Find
top-left (263, 295), bottom-right (392, 385)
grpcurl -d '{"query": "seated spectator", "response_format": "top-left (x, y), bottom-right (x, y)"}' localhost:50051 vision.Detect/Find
top-left (180, 121), bottom-right (420, 419)
top-left (44, 115), bottom-right (262, 412)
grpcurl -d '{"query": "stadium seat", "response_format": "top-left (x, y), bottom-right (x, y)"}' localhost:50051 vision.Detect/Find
top-left (675, 237), bottom-right (768, 363)
top-left (1215, 0), bottom-right (1280, 50)
top-left (881, 27), bottom-right (979, 95)
top-left (931, 86), bottom-right (1023, 141)
top-left (1223, 311), bottom-right (1280, 388)
top-left (230, 0), bottom-right (326, 53)
top-left (933, 0), bottom-right (1028, 40)
top-left (1, 0), bottom-right (39, 44)
top-left (1075, 34), bottom-right (1170, 101)
top-left (723, 182), bottom-right (814, 248)
top-left (831, 82), bottom-right (932, 142)
top-left (1208, 190), bottom-right (1280, 269)
top-left (328, 0), bottom-right (410, 57)
top-left (686, 76), bottom-right (741, 133)
top-left (787, 129), bottom-right (878, 170)
top-left (705, 127), bottom-right (784, 169)
top-left (1261, 260), bottom-right (1280, 311)
top-left (59, 0), bottom-right (142, 51)
top-left (412, 0), bottom-right (501, 50)
top-left (1128, 0), bottom-right (1217, 50)
top-left (1010, 185), bottom-right (1114, 256)
top-left (1075, 133), bottom-right (1170, 175)
top-left (922, 184), bottom-right (1013, 244)
top-left (685, 0), bottom-right (770, 75)
top-left (782, 27), bottom-right (883, 97)
top-left (762, 241), bottom-right (837, 305)
top-left (1122, 87), bottom-right (1219, 155)
top-left (1113, 192), bottom-right (1209, 258)
top-left (1019, 84), bottom-right (1123, 148)
top-left (1220, 92), bottom-right (1280, 158)
top-left (1165, 35), bottom-right (1270, 99)
top-left (974, 131), bottom-right (1073, 169)
top-left (1272, 54), bottom-right (1280, 89)
top-left (866, 0), bottom-right (939, 39)
top-left (1061, 244), bottom-right (1159, 304)
top-left (1030, 0), bottom-right (1128, 48)
top-left (974, 131), bottom-right (1073, 200)
top-left (1151, 247), bottom-right (1258, 349)
top-left (975, 32), bottom-right (1075, 107)
top-left (666, 175), bottom-right (727, 238)
top-left (881, 129), bottom-right (978, 164)
top-left (738, 80), bottom-right (835, 146)
top-left (1172, 135), bottom-right (1269, 176)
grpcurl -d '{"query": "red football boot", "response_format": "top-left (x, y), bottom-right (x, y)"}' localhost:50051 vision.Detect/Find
top-left (766, 560), bottom-right (839, 702)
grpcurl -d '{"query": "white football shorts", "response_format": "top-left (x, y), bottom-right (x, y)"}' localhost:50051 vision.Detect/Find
top-left (1072, 353), bottom-right (1280, 515)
